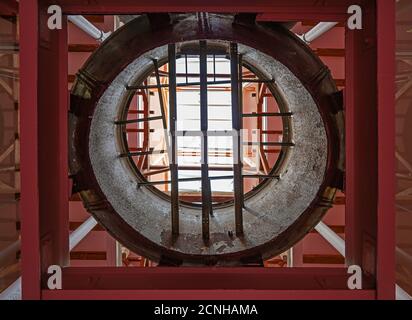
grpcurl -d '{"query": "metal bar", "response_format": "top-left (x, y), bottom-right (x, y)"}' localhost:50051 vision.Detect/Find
top-left (243, 174), bottom-right (280, 179)
top-left (20, 0), bottom-right (41, 299)
top-left (256, 83), bottom-right (270, 175)
top-left (137, 87), bottom-right (150, 169)
top-left (314, 222), bottom-right (345, 256)
top-left (200, 40), bottom-right (212, 240)
top-left (69, 217), bottom-right (98, 251)
top-left (230, 42), bottom-right (243, 236)
top-left (152, 58), bottom-right (171, 168)
top-left (127, 110), bottom-right (145, 114)
top-left (115, 115), bottom-right (162, 125)
top-left (396, 285), bottom-right (412, 300)
top-left (244, 142), bottom-right (295, 147)
top-left (0, 239), bottom-right (20, 267)
top-left (125, 128), bottom-right (154, 133)
top-left (138, 174), bottom-right (279, 187)
top-left (149, 165), bottom-right (256, 172)
top-left (184, 54), bottom-right (188, 84)
top-left (242, 112), bottom-right (293, 117)
top-left (176, 130), bottom-right (235, 137)
top-left (168, 44), bottom-right (179, 236)
top-left (120, 149), bottom-right (166, 157)
top-left (376, 0), bottom-right (396, 300)
top-left (0, 277), bottom-right (21, 300)
top-left (139, 175), bottom-right (234, 186)
top-left (68, 16), bottom-right (110, 42)
top-left (175, 72), bottom-right (249, 79)
top-left (213, 54), bottom-right (216, 82)
top-left (126, 79), bottom-right (273, 90)
top-left (242, 79), bottom-right (274, 83)
top-left (152, 59), bottom-right (169, 132)
top-left (143, 167), bottom-right (170, 176)
top-left (299, 22), bottom-right (338, 43)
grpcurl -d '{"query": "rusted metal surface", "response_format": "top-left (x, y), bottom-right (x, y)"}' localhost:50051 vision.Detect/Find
top-left (199, 40), bottom-right (212, 241)
top-left (69, 13), bottom-right (344, 265)
top-left (230, 42), bottom-right (244, 236)
top-left (168, 43), bottom-right (179, 236)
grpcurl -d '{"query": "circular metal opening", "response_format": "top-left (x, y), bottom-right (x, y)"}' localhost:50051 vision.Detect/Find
top-left (117, 46), bottom-right (293, 209)
top-left (70, 13), bottom-right (343, 264)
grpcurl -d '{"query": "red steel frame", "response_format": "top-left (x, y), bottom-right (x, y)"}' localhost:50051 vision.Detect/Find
top-left (18, 0), bottom-right (395, 300)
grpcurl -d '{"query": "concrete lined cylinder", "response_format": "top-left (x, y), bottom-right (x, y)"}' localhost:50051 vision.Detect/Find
top-left (69, 14), bottom-right (344, 265)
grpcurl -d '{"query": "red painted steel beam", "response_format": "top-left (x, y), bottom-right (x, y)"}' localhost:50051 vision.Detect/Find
top-left (56, 0), bottom-right (353, 15)
top-left (376, 0), bottom-right (396, 300)
top-left (20, 0), bottom-right (41, 300)
top-left (37, 2), bottom-right (70, 272)
top-left (256, 8), bottom-right (347, 22)
top-left (42, 289), bottom-right (376, 300)
top-left (344, 0), bottom-right (378, 285)
top-left (0, 0), bottom-right (18, 15)
top-left (57, 267), bottom-right (371, 291)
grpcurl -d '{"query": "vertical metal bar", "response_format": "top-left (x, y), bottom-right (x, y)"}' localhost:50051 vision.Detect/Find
top-left (200, 40), bottom-right (212, 241)
top-left (185, 54), bottom-right (188, 84)
top-left (137, 89), bottom-right (149, 169)
top-left (230, 42), bottom-right (244, 236)
top-left (20, 0), bottom-right (41, 299)
top-left (56, 15), bottom-right (70, 268)
top-left (152, 59), bottom-right (170, 152)
top-left (153, 60), bottom-right (170, 172)
top-left (257, 83), bottom-right (270, 175)
top-left (168, 44), bottom-right (179, 236)
top-left (376, 0), bottom-right (396, 300)
top-left (213, 54), bottom-right (216, 82)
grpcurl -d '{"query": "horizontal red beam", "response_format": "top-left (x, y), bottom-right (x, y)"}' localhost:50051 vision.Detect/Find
top-left (257, 11), bottom-right (346, 22)
top-left (0, 0), bottom-right (18, 15)
top-left (58, 267), bottom-right (374, 291)
top-left (58, 0), bottom-right (351, 17)
top-left (42, 289), bottom-right (376, 300)
top-left (68, 44), bottom-right (346, 58)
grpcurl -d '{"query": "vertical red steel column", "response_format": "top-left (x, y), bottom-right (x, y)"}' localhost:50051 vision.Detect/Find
top-left (376, 0), bottom-right (396, 300)
top-left (344, 0), bottom-right (378, 286)
top-left (57, 13), bottom-right (70, 268)
top-left (20, 0), bottom-right (41, 299)
top-left (37, 3), bottom-right (69, 273)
